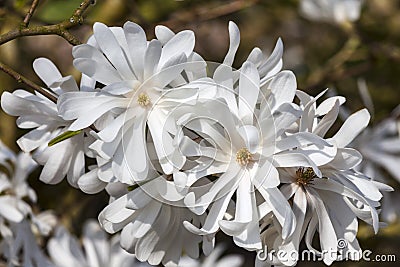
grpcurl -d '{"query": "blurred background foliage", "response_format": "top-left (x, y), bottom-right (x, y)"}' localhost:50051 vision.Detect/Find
top-left (0, 0), bottom-right (399, 266)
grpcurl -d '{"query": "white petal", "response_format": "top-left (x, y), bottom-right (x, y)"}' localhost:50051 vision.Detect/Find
top-left (144, 40), bottom-right (162, 80)
top-left (33, 58), bottom-right (62, 88)
top-left (313, 100), bottom-right (340, 137)
top-left (159, 30), bottom-right (194, 67)
top-left (254, 160), bottom-right (280, 188)
top-left (78, 168), bottom-right (106, 194)
top-left (315, 96), bottom-right (346, 116)
top-left (237, 125), bottom-right (260, 153)
top-left (37, 140), bottom-right (73, 185)
top-left (307, 188), bottom-right (338, 265)
top-left (328, 148), bottom-right (362, 170)
top-left (267, 70), bottom-right (297, 112)
top-left (331, 108), bottom-right (370, 148)
top-left (257, 187), bottom-right (296, 240)
top-left (155, 25), bottom-right (175, 44)
top-left (93, 22), bottom-right (134, 80)
top-left (272, 152), bottom-right (321, 177)
top-left (259, 38), bottom-right (284, 83)
top-left (223, 21), bottom-right (240, 66)
top-left (273, 132), bottom-right (331, 154)
top-left (73, 58), bottom-right (122, 85)
top-left (124, 21), bottom-right (147, 80)
top-left (0, 196), bottom-right (24, 222)
top-left (98, 194), bottom-right (136, 234)
top-left (238, 61), bottom-right (260, 124)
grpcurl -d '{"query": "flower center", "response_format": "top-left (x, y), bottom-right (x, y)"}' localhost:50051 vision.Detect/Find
top-left (296, 167), bottom-right (317, 186)
top-left (236, 148), bottom-right (252, 166)
top-left (137, 93), bottom-right (150, 107)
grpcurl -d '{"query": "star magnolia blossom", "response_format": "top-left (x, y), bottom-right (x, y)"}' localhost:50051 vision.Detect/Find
top-left (0, 58), bottom-right (93, 186)
top-left (256, 93), bottom-right (392, 266)
top-left (48, 220), bottom-right (146, 267)
top-left (0, 141), bottom-right (36, 229)
top-left (98, 180), bottom-right (212, 266)
top-left (352, 115), bottom-right (400, 222)
top-left (178, 60), bottom-right (336, 252)
top-left (0, 140), bottom-right (56, 266)
top-left (300, 0), bottom-right (364, 24)
top-left (58, 21), bottom-right (208, 186)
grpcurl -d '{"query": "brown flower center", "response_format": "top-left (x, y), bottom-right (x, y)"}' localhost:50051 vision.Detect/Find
top-left (296, 167), bottom-right (317, 186)
top-left (236, 148), bottom-right (252, 166)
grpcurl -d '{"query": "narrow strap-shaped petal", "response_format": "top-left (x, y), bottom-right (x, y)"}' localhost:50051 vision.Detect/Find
top-left (93, 22), bottom-right (134, 80)
top-left (238, 61), bottom-right (260, 124)
top-left (223, 21), bottom-right (240, 66)
top-left (331, 108), bottom-right (370, 148)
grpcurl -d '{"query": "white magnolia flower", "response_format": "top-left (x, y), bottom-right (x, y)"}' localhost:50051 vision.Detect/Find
top-left (335, 81), bottom-right (400, 221)
top-left (354, 114), bottom-right (400, 222)
top-left (3, 219), bottom-right (55, 267)
top-left (300, 0), bottom-right (364, 24)
top-left (0, 141), bottom-right (56, 267)
top-left (0, 141), bottom-right (35, 228)
top-left (98, 177), bottom-right (212, 267)
top-left (57, 21), bottom-right (208, 187)
top-left (1, 58), bottom-right (93, 186)
top-left (48, 220), bottom-right (145, 267)
top-left (354, 112), bottom-right (400, 180)
top-left (180, 59), bottom-right (334, 252)
top-left (256, 93), bottom-right (392, 266)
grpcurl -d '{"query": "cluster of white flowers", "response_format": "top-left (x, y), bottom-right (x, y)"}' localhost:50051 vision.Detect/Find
top-left (0, 20), bottom-right (394, 266)
top-left (0, 140), bottom-right (242, 267)
top-left (0, 140), bottom-right (56, 266)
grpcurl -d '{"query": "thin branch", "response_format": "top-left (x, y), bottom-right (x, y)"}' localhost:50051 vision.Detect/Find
top-left (306, 35), bottom-right (360, 86)
top-left (0, 61), bottom-right (99, 132)
top-left (0, 0), bottom-right (94, 46)
top-left (0, 61), bottom-right (57, 103)
top-left (306, 61), bottom-right (372, 92)
top-left (160, 0), bottom-right (259, 29)
top-left (22, 0), bottom-right (40, 27)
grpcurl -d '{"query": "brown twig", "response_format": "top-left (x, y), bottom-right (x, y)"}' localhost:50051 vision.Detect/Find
top-left (306, 35), bottom-right (360, 87)
top-left (0, 0), bottom-right (94, 46)
top-left (160, 0), bottom-right (259, 29)
top-left (305, 61), bottom-right (372, 92)
top-left (0, 61), bottom-right (58, 103)
top-left (22, 0), bottom-right (40, 28)
top-left (0, 61), bottom-right (99, 132)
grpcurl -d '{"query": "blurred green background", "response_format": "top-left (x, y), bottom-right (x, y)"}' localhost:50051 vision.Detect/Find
top-left (0, 0), bottom-right (399, 266)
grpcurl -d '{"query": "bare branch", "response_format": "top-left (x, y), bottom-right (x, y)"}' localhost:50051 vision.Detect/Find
top-left (23, 0), bottom-right (40, 27)
top-left (0, 61), bottom-right (99, 132)
top-left (0, 61), bottom-right (57, 103)
top-left (160, 0), bottom-right (259, 29)
top-left (0, 0), bottom-right (94, 46)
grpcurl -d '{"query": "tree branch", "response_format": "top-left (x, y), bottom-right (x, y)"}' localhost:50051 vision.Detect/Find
top-left (160, 0), bottom-right (259, 29)
top-left (0, 61), bottom-right (99, 132)
top-left (0, 61), bottom-right (58, 103)
top-left (0, 0), bottom-right (94, 46)
top-left (22, 0), bottom-right (40, 27)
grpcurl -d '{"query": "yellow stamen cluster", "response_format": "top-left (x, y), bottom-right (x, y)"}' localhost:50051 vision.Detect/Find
top-left (236, 148), bottom-right (252, 166)
top-left (296, 167), bottom-right (317, 186)
top-left (137, 93), bottom-right (150, 107)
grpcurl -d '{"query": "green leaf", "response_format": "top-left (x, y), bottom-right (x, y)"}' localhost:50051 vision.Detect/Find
top-left (127, 185), bottom-right (138, 191)
top-left (48, 130), bottom-right (82, 147)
